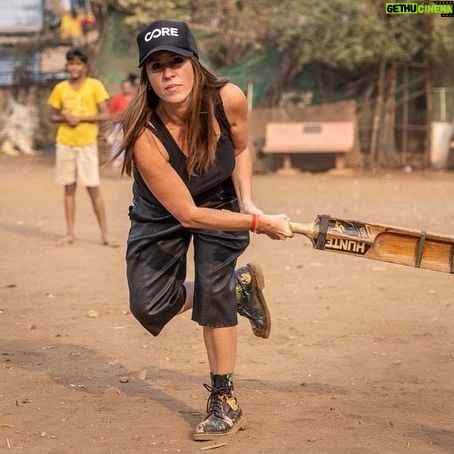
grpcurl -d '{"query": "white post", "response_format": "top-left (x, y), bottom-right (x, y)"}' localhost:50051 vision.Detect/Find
top-left (247, 82), bottom-right (253, 112)
top-left (440, 87), bottom-right (446, 122)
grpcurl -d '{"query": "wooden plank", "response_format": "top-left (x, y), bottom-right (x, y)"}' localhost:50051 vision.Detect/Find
top-left (262, 121), bottom-right (355, 153)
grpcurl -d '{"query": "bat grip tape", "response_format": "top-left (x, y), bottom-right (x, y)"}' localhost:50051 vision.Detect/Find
top-left (415, 230), bottom-right (426, 268)
top-left (316, 214), bottom-right (330, 250)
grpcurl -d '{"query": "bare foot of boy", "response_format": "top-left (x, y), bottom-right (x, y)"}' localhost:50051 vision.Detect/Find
top-left (55, 235), bottom-right (75, 246)
top-left (102, 237), bottom-right (120, 248)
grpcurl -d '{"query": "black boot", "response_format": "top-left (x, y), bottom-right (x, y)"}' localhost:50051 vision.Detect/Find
top-left (236, 263), bottom-right (271, 338)
top-left (193, 373), bottom-right (244, 441)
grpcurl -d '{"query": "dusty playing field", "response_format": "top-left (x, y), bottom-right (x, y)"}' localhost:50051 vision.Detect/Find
top-left (1, 154), bottom-right (453, 454)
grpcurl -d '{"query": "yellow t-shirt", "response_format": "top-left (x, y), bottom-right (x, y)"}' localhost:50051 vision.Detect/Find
top-left (47, 77), bottom-right (109, 146)
top-left (60, 12), bottom-right (82, 40)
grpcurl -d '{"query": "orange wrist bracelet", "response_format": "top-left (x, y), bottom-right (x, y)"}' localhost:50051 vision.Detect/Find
top-left (250, 214), bottom-right (260, 233)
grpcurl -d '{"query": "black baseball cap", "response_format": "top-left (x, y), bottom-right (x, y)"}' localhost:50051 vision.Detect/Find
top-left (137, 20), bottom-right (198, 67)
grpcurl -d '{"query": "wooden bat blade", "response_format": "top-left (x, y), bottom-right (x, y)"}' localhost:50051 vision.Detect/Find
top-left (290, 215), bottom-right (454, 274)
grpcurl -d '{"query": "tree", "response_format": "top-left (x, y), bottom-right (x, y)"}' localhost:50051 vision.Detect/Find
top-left (108, 0), bottom-right (443, 86)
top-left (96, 0), bottom-right (454, 167)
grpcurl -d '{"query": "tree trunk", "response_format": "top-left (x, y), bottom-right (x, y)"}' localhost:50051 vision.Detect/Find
top-left (423, 58), bottom-right (433, 169)
top-left (381, 62), bottom-right (397, 167)
top-left (262, 41), bottom-right (302, 107)
top-left (369, 58), bottom-right (386, 170)
top-left (401, 65), bottom-right (409, 163)
top-left (86, 0), bottom-right (111, 70)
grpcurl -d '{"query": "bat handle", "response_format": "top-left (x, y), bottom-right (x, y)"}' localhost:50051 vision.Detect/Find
top-left (289, 221), bottom-right (318, 240)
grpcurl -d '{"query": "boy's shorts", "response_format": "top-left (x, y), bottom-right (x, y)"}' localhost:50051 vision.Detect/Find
top-left (55, 143), bottom-right (100, 187)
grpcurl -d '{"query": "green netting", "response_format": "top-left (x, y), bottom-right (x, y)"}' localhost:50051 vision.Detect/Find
top-left (218, 47), bottom-right (283, 107)
top-left (219, 47), bottom-right (360, 107)
top-left (95, 10), bottom-right (139, 91)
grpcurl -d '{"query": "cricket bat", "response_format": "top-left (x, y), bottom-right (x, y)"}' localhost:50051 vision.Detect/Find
top-left (289, 214), bottom-right (454, 274)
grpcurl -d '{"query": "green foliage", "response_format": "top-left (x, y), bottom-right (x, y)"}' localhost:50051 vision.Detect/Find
top-left (111, 0), bottom-right (451, 71)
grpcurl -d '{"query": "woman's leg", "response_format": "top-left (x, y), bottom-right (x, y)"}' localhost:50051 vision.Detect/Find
top-left (177, 282), bottom-right (194, 314)
top-left (203, 325), bottom-right (237, 375)
top-left (193, 328), bottom-right (243, 441)
top-left (191, 227), bottom-right (248, 440)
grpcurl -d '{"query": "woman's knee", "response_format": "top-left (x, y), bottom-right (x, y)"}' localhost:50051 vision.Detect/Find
top-left (128, 284), bottom-right (186, 336)
top-left (128, 295), bottom-right (164, 336)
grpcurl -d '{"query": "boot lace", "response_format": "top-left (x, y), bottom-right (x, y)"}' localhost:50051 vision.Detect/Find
top-left (203, 384), bottom-right (226, 419)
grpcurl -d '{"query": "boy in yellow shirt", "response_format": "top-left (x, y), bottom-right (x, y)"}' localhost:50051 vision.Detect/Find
top-left (48, 46), bottom-right (118, 247)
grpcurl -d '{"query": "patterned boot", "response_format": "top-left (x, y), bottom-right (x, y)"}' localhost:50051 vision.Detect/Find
top-left (193, 373), bottom-right (244, 441)
top-left (236, 262), bottom-right (271, 338)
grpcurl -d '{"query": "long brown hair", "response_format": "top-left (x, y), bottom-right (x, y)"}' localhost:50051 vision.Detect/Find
top-left (116, 56), bottom-right (228, 177)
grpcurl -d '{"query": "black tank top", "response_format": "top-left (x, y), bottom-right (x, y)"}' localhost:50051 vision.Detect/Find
top-left (131, 89), bottom-right (237, 219)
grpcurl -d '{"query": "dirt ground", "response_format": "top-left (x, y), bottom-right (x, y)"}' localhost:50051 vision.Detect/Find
top-left (1, 153), bottom-right (453, 454)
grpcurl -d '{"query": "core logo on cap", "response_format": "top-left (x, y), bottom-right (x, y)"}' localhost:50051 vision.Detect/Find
top-left (144, 27), bottom-right (179, 42)
top-left (137, 20), bottom-right (197, 67)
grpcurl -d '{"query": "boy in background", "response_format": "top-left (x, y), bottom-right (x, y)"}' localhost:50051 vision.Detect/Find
top-left (48, 46), bottom-right (118, 247)
top-left (107, 78), bottom-right (135, 171)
